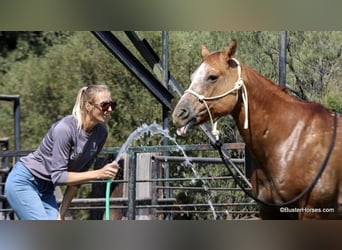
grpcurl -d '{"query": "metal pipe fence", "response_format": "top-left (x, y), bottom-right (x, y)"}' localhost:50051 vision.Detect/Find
top-left (0, 143), bottom-right (259, 220)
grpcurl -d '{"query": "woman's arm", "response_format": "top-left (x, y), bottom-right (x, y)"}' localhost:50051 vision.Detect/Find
top-left (59, 185), bottom-right (79, 220)
top-left (65, 161), bottom-right (120, 186)
top-left (58, 161), bottom-right (119, 219)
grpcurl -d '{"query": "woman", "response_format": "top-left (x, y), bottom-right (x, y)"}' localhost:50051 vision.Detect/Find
top-left (5, 84), bottom-right (119, 220)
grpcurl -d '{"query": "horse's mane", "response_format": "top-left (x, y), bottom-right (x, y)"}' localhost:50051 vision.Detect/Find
top-left (244, 63), bottom-right (309, 102)
top-left (280, 86), bottom-right (309, 102)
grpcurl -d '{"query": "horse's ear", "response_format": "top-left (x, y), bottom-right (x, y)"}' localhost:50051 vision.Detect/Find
top-left (224, 40), bottom-right (237, 59)
top-left (201, 45), bottom-right (210, 58)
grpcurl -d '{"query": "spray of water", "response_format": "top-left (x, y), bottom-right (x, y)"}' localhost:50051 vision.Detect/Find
top-left (114, 123), bottom-right (187, 164)
top-left (105, 122), bottom-right (218, 220)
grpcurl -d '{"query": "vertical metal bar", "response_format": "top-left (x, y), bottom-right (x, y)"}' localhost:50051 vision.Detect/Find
top-left (127, 151), bottom-right (136, 220)
top-left (0, 138), bottom-right (9, 168)
top-left (151, 159), bottom-right (158, 220)
top-left (279, 31), bottom-right (287, 87)
top-left (162, 31), bottom-right (170, 131)
top-left (13, 97), bottom-right (21, 162)
top-left (161, 32), bottom-right (172, 219)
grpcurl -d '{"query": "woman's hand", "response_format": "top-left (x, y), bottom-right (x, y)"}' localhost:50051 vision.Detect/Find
top-left (66, 162), bottom-right (120, 185)
top-left (96, 161), bottom-right (120, 180)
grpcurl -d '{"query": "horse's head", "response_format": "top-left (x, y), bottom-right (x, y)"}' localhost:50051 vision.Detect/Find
top-left (173, 40), bottom-right (243, 136)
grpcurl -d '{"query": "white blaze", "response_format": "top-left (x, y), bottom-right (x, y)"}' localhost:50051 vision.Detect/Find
top-left (189, 62), bottom-right (211, 92)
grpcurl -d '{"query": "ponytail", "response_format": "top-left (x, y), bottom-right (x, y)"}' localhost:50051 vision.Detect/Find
top-left (72, 84), bottom-right (110, 131)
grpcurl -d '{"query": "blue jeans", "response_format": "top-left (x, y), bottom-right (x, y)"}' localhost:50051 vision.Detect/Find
top-left (5, 162), bottom-right (58, 220)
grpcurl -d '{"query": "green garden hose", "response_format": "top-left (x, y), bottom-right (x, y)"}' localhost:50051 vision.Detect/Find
top-left (104, 123), bottom-right (172, 220)
top-left (105, 179), bottom-right (112, 220)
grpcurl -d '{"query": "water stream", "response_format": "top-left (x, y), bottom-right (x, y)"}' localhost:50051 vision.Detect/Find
top-left (107, 122), bottom-right (217, 220)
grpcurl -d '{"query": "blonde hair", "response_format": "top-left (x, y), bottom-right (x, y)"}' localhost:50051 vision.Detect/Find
top-left (72, 84), bottom-right (110, 131)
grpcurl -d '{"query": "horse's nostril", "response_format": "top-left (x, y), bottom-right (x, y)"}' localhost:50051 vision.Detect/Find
top-left (178, 108), bottom-right (189, 119)
top-left (172, 106), bottom-right (190, 124)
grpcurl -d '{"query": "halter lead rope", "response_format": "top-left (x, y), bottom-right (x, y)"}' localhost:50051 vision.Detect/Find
top-left (185, 58), bottom-right (249, 141)
top-left (217, 111), bottom-right (338, 208)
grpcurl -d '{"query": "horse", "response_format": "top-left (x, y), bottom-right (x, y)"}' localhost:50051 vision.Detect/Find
top-left (172, 40), bottom-right (342, 219)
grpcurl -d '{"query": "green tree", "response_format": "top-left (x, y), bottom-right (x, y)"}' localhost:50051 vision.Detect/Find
top-left (2, 31), bottom-right (342, 219)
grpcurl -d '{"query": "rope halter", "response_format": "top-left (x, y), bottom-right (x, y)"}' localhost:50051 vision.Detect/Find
top-left (185, 58), bottom-right (249, 140)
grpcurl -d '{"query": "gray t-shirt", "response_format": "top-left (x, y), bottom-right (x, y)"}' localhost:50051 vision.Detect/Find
top-left (20, 115), bottom-right (108, 185)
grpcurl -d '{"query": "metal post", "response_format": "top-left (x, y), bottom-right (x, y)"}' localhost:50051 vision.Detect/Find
top-left (279, 31), bottom-right (287, 87)
top-left (162, 31), bottom-right (170, 132)
top-left (127, 151), bottom-right (136, 220)
top-left (13, 97), bottom-right (21, 162)
top-left (0, 95), bottom-right (21, 162)
top-left (162, 32), bottom-right (172, 220)
top-left (0, 138), bottom-right (9, 169)
top-left (151, 159), bottom-right (158, 219)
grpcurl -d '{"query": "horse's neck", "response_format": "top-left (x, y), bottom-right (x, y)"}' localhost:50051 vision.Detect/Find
top-left (232, 66), bottom-right (294, 159)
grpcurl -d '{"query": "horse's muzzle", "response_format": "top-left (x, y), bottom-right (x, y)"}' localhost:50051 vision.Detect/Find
top-left (172, 99), bottom-right (199, 136)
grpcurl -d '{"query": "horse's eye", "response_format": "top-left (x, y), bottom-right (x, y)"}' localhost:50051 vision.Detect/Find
top-left (207, 75), bottom-right (218, 82)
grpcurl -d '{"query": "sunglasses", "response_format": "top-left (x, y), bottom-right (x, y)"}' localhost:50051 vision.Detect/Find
top-left (90, 100), bottom-right (116, 112)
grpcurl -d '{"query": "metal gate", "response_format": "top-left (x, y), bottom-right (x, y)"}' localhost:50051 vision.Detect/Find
top-left (0, 143), bottom-right (259, 220)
